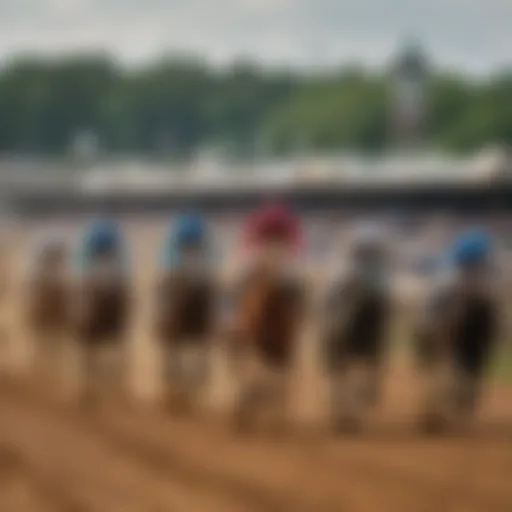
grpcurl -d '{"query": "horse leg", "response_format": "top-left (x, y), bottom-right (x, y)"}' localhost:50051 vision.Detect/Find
top-left (333, 357), bottom-right (366, 434)
top-left (162, 342), bottom-right (175, 408)
top-left (186, 340), bottom-right (211, 409)
top-left (419, 357), bottom-right (453, 434)
top-left (360, 350), bottom-right (384, 408)
top-left (113, 337), bottom-right (129, 403)
top-left (269, 366), bottom-right (290, 435)
top-left (451, 364), bottom-right (481, 430)
top-left (35, 331), bottom-right (58, 388)
top-left (166, 342), bottom-right (190, 413)
top-left (178, 342), bottom-right (196, 412)
top-left (51, 328), bottom-right (70, 399)
top-left (234, 354), bottom-right (265, 432)
top-left (81, 343), bottom-right (101, 409)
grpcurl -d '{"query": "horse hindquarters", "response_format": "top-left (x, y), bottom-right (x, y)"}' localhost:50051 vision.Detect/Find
top-left (158, 277), bottom-right (215, 411)
top-left (78, 284), bottom-right (131, 406)
top-left (450, 298), bottom-right (497, 419)
top-left (419, 297), bottom-right (497, 432)
top-left (235, 286), bottom-right (301, 433)
top-left (325, 294), bottom-right (389, 431)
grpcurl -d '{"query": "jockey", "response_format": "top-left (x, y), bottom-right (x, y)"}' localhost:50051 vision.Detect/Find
top-left (420, 228), bottom-right (494, 331)
top-left (450, 227), bottom-right (492, 276)
top-left (156, 212), bottom-right (216, 412)
top-left (231, 202), bottom-right (304, 431)
top-left (242, 201), bottom-right (301, 271)
top-left (323, 221), bottom-right (391, 432)
top-left (73, 219), bottom-right (131, 406)
top-left (416, 227), bottom-right (499, 432)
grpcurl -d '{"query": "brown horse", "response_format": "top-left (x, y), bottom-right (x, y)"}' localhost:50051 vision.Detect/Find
top-left (72, 267), bottom-right (131, 406)
top-left (24, 247), bottom-right (71, 387)
top-left (153, 269), bottom-right (216, 412)
top-left (228, 264), bottom-right (304, 432)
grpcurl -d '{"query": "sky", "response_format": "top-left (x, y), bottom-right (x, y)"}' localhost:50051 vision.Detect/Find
top-left (0, 0), bottom-right (510, 75)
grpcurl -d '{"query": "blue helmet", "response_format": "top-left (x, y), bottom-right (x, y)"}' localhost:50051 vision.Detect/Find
top-left (451, 228), bottom-right (492, 266)
top-left (172, 212), bottom-right (206, 246)
top-left (160, 212), bottom-right (209, 270)
top-left (85, 219), bottom-right (121, 255)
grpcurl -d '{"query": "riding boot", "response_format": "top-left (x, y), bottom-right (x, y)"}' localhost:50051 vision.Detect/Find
top-left (187, 343), bottom-right (211, 410)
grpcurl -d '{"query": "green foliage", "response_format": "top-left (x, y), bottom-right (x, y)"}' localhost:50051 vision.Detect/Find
top-left (0, 54), bottom-right (510, 156)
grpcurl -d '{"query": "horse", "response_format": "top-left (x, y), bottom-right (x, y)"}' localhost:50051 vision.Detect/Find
top-left (72, 255), bottom-right (132, 407)
top-left (321, 264), bottom-right (392, 433)
top-left (413, 228), bottom-right (502, 434)
top-left (153, 267), bottom-right (216, 412)
top-left (414, 276), bottom-right (500, 433)
top-left (228, 263), bottom-right (305, 433)
top-left (24, 238), bottom-right (71, 387)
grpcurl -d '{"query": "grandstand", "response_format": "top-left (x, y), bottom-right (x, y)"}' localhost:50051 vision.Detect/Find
top-left (1, 149), bottom-right (511, 216)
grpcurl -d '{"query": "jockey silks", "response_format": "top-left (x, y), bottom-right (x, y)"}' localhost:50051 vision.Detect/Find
top-left (159, 222), bottom-right (215, 274)
top-left (75, 224), bottom-right (129, 277)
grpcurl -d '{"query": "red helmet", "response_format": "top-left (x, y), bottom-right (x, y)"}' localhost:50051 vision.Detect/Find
top-left (243, 202), bottom-right (301, 250)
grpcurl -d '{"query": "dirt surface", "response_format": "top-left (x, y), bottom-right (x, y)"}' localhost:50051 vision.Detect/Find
top-left (1, 217), bottom-right (511, 512)
top-left (1, 369), bottom-right (511, 512)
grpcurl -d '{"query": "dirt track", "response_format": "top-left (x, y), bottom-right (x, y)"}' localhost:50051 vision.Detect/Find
top-left (1, 217), bottom-right (512, 512)
top-left (1, 367), bottom-right (511, 512)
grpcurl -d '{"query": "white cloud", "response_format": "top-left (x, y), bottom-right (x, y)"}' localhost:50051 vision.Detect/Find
top-left (0, 0), bottom-right (509, 74)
